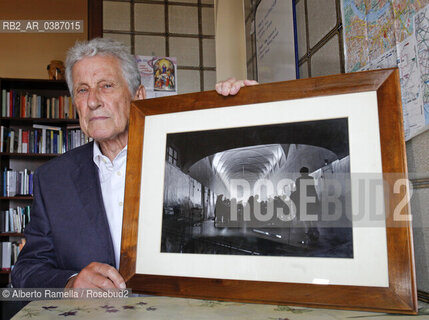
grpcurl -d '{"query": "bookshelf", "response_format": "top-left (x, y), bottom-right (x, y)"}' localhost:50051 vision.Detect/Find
top-left (0, 77), bottom-right (85, 287)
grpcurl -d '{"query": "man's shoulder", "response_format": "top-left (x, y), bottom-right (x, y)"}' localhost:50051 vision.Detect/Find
top-left (36, 141), bottom-right (94, 175)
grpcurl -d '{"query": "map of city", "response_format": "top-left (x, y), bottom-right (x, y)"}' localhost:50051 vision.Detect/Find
top-left (342, 0), bottom-right (429, 140)
top-left (415, 5), bottom-right (429, 127)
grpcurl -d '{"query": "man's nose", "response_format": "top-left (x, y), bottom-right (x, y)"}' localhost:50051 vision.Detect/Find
top-left (87, 87), bottom-right (101, 110)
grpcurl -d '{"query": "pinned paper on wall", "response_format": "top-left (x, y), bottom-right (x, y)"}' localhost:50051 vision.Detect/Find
top-left (255, 0), bottom-right (297, 83)
top-left (135, 55), bottom-right (178, 99)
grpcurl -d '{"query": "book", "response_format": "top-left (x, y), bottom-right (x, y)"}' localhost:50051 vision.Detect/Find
top-left (22, 130), bottom-right (29, 153)
top-left (1, 89), bottom-right (6, 117)
top-left (6, 91), bottom-right (10, 117)
top-left (0, 89), bottom-right (72, 119)
top-left (8, 129), bottom-right (15, 153)
top-left (20, 94), bottom-right (25, 118)
top-left (0, 125), bottom-right (4, 152)
top-left (26, 93), bottom-right (30, 118)
top-left (33, 124), bottom-right (61, 131)
top-left (52, 97), bottom-right (56, 119)
top-left (6, 170), bottom-right (16, 196)
top-left (8, 90), bottom-right (13, 117)
top-left (33, 124), bottom-right (60, 154)
top-left (46, 98), bottom-right (50, 119)
top-left (1, 242), bottom-right (12, 270)
top-left (37, 96), bottom-right (42, 118)
top-left (59, 96), bottom-right (63, 119)
top-left (17, 128), bottom-right (22, 153)
top-left (13, 91), bottom-right (19, 118)
top-left (29, 174), bottom-right (33, 195)
top-left (31, 94), bottom-right (37, 117)
top-left (59, 129), bottom-right (63, 153)
top-left (50, 130), bottom-right (54, 153)
top-left (1, 168), bottom-right (6, 197)
top-left (0, 211), bottom-right (4, 233)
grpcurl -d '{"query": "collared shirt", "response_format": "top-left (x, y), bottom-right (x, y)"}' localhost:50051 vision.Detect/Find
top-left (93, 142), bottom-right (127, 269)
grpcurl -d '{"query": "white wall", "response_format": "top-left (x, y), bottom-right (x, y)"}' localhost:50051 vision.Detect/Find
top-left (214, 0), bottom-right (247, 81)
top-left (406, 130), bottom-right (429, 292)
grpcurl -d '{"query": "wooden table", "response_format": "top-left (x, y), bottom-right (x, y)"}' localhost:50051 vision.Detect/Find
top-left (11, 296), bottom-right (429, 319)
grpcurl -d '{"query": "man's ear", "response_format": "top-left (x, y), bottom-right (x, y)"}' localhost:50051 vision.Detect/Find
top-left (134, 85), bottom-right (146, 100)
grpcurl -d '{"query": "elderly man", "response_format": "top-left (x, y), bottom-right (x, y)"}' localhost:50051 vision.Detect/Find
top-left (11, 38), bottom-right (257, 289)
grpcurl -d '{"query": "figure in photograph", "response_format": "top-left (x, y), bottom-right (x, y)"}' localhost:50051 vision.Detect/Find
top-left (290, 167), bottom-right (320, 243)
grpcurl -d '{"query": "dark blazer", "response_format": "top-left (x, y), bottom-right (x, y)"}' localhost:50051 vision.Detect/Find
top-left (12, 142), bottom-right (116, 288)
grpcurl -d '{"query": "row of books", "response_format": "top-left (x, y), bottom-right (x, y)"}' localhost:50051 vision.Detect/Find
top-left (1, 89), bottom-right (77, 119)
top-left (1, 240), bottom-right (26, 271)
top-left (1, 169), bottom-right (34, 197)
top-left (0, 124), bottom-right (92, 154)
top-left (0, 206), bottom-right (31, 233)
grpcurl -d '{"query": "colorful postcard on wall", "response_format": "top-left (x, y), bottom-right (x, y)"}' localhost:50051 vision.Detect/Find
top-left (135, 55), bottom-right (178, 98)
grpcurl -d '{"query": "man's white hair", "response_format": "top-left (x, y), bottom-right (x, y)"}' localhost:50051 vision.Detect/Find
top-left (65, 38), bottom-right (141, 99)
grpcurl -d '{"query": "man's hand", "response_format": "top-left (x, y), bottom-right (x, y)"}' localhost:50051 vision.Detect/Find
top-left (65, 262), bottom-right (126, 289)
top-left (215, 77), bottom-right (259, 96)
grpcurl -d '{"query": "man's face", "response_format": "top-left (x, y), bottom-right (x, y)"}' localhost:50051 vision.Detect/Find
top-left (72, 55), bottom-right (132, 143)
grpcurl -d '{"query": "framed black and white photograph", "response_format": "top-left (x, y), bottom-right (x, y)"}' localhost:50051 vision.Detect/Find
top-left (120, 69), bottom-right (417, 314)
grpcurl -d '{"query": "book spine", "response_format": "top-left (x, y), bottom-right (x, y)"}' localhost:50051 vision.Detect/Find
top-left (20, 94), bottom-right (24, 118)
top-left (32, 94), bottom-right (37, 118)
top-left (72, 97), bottom-right (76, 119)
top-left (29, 173), bottom-right (33, 195)
top-left (6, 91), bottom-right (10, 117)
top-left (2, 169), bottom-right (6, 197)
top-left (0, 211), bottom-right (4, 232)
top-left (1, 242), bottom-right (12, 270)
top-left (5, 209), bottom-right (9, 232)
top-left (53, 131), bottom-right (57, 154)
top-left (1, 89), bottom-right (6, 117)
top-left (42, 128), bottom-right (46, 154)
top-left (37, 96), bottom-right (41, 118)
top-left (26, 94), bottom-right (30, 118)
top-left (24, 94), bottom-right (28, 118)
top-left (17, 172), bottom-right (22, 195)
top-left (13, 91), bottom-right (19, 118)
top-left (51, 97), bottom-right (55, 119)
top-left (28, 130), bottom-right (33, 153)
top-left (17, 128), bottom-right (22, 153)
top-left (0, 125), bottom-right (3, 153)
top-left (47, 130), bottom-right (51, 154)
top-left (9, 90), bottom-right (13, 117)
top-left (58, 130), bottom-right (62, 153)
top-left (65, 96), bottom-right (70, 119)
top-left (24, 169), bottom-right (28, 195)
top-left (45, 97), bottom-right (49, 119)
top-left (6, 170), bottom-right (16, 197)
top-left (59, 96), bottom-right (63, 119)
top-left (9, 130), bottom-right (15, 153)
top-left (36, 129), bottom-right (41, 153)
top-left (33, 124), bottom-right (62, 131)
top-left (55, 98), bottom-right (59, 119)
top-left (22, 130), bottom-right (29, 153)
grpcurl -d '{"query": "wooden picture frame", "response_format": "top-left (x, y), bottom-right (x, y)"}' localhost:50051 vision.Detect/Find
top-left (120, 69), bottom-right (417, 314)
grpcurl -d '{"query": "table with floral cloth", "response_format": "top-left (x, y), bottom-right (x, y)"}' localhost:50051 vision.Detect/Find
top-left (12, 296), bottom-right (429, 319)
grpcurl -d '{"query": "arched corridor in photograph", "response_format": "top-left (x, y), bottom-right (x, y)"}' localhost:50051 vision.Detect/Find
top-left (161, 118), bottom-right (353, 258)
